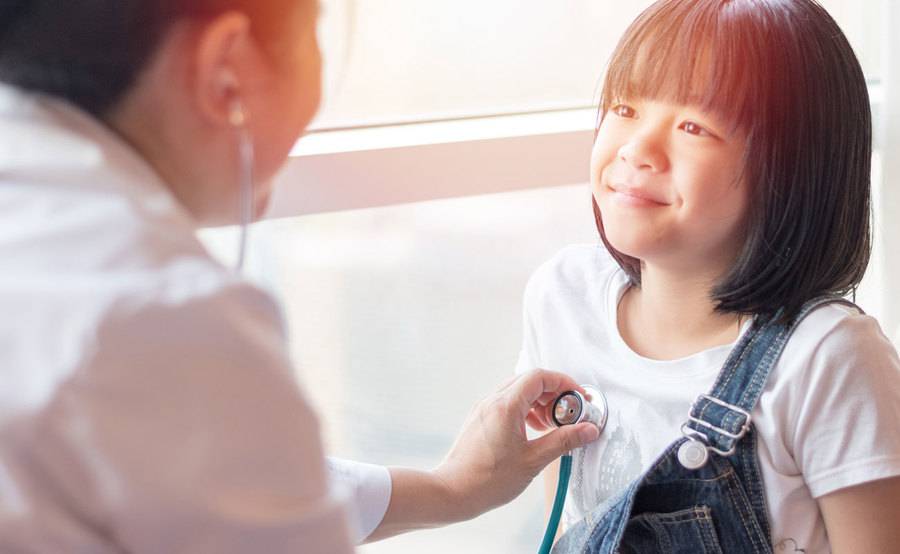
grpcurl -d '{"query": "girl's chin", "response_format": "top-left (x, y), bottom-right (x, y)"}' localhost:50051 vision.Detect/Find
top-left (603, 233), bottom-right (663, 262)
top-left (598, 200), bottom-right (673, 259)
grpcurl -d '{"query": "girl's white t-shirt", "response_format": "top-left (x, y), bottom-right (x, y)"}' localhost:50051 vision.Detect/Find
top-left (516, 244), bottom-right (900, 553)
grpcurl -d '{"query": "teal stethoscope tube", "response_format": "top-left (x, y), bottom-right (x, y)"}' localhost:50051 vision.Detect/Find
top-left (538, 387), bottom-right (608, 553)
top-left (538, 453), bottom-right (572, 554)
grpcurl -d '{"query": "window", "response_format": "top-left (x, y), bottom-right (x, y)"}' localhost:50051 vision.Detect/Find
top-left (312, 0), bottom-right (882, 129)
top-left (312, 0), bottom-right (647, 129)
top-left (204, 184), bottom-right (600, 553)
top-left (201, 3), bottom-right (898, 552)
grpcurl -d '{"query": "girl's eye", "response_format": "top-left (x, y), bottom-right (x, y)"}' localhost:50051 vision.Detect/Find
top-left (612, 104), bottom-right (637, 119)
top-left (680, 121), bottom-right (712, 137)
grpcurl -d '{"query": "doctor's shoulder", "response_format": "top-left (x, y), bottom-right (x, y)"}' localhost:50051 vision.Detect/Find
top-left (102, 263), bottom-right (290, 362)
top-left (82, 266), bottom-right (319, 421)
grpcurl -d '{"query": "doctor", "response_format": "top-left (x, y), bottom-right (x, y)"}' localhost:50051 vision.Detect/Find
top-left (0, 1), bottom-right (600, 552)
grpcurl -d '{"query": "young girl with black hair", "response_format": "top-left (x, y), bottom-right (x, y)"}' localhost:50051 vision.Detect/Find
top-left (518, 1), bottom-right (900, 551)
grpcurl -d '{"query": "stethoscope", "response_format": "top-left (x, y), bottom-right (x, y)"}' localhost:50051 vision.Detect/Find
top-left (224, 77), bottom-right (255, 274)
top-left (538, 385), bottom-right (609, 554)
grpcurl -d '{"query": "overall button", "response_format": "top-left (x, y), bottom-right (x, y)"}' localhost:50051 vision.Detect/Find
top-left (678, 438), bottom-right (709, 470)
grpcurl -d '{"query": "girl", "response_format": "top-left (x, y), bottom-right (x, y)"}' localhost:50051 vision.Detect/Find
top-left (518, 0), bottom-right (900, 552)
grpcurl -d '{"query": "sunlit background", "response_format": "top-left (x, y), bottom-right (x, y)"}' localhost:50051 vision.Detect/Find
top-left (201, 1), bottom-right (895, 552)
top-left (310, 0), bottom-right (881, 127)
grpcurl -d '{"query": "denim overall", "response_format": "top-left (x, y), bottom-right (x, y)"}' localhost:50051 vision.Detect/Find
top-left (552, 297), bottom-right (854, 554)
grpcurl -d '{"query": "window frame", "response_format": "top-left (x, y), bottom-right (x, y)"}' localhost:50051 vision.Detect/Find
top-left (266, 108), bottom-right (596, 218)
top-left (879, 0), bottom-right (900, 345)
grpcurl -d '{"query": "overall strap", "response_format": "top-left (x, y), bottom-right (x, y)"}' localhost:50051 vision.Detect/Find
top-left (683, 296), bottom-right (860, 456)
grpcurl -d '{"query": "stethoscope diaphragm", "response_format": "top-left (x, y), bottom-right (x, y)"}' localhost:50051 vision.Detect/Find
top-left (551, 385), bottom-right (608, 433)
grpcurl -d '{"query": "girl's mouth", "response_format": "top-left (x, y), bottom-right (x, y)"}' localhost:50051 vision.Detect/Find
top-left (607, 183), bottom-right (670, 207)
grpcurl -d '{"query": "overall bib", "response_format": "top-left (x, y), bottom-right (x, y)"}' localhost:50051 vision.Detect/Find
top-left (553, 297), bottom-right (853, 553)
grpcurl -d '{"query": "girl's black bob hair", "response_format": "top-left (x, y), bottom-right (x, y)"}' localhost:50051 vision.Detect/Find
top-left (593, 0), bottom-right (872, 322)
top-left (0, 0), bottom-right (300, 116)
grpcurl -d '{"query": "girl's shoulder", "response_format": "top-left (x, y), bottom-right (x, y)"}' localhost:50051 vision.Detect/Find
top-left (528, 243), bottom-right (620, 288)
top-left (765, 302), bottom-right (900, 499)
top-left (769, 301), bottom-right (899, 411)
top-left (523, 243), bottom-right (622, 307)
top-left (785, 302), bottom-right (896, 368)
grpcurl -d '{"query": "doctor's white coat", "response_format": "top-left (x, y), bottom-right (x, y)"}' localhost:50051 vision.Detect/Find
top-left (0, 83), bottom-right (389, 552)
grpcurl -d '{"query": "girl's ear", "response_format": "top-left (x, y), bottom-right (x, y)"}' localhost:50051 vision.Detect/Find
top-left (190, 11), bottom-right (254, 128)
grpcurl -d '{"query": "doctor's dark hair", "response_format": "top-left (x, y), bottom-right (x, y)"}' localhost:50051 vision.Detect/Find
top-left (593, 0), bottom-right (872, 322)
top-left (0, 0), bottom-right (301, 116)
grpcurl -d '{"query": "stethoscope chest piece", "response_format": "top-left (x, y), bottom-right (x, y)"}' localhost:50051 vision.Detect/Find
top-left (551, 385), bottom-right (608, 433)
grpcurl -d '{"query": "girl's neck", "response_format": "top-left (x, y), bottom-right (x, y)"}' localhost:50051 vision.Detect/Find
top-left (617, 264), bottom-right (744, 361)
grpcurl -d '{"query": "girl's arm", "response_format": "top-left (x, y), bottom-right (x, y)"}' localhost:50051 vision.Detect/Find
top-left (818, 476), bottom-right (900, 552)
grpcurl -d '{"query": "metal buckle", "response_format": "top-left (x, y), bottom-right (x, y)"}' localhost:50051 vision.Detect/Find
top-left (685, 395), bottom-right (752, 457)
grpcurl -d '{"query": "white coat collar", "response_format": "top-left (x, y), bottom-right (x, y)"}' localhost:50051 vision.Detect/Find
top-left (0, 82), bottom-right (196, 230)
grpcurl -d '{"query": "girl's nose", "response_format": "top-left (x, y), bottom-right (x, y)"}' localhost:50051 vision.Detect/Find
top-left (617, 133), bottom-right (669, 173)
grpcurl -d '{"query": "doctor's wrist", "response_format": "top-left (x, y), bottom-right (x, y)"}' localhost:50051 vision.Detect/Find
top-left (367, 466), bottom-right (468, 542)
top-left (430, 463), bottom-right (484, 522)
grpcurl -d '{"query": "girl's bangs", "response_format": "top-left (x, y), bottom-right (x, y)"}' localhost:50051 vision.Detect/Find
top-left (600, 0), bottom-right (765, 135)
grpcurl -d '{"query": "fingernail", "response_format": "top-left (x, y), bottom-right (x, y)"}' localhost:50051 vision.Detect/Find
top-left (578, 424), bottom-right (600, 443)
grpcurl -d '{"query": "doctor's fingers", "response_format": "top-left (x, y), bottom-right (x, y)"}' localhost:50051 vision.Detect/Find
top-left (496, 368), bottom-right (561, 395)
top-left (528, 423), bottom-right (600, 468)
top-left (504, 369), bottom-right (585, 418)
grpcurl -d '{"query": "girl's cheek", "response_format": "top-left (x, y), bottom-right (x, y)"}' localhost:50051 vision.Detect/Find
top-left (590, 136), bottom-right (619, 183)
top-left (589, 146), bottom-right (605, 187)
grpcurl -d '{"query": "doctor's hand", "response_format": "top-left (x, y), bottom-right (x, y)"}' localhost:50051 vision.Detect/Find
top-left (368, 369), bottom-right (600, 542)
top-left (435, 369), bottom-right (600, 517)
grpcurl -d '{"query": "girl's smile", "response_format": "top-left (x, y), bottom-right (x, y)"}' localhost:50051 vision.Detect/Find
top-left (606, 181), bottom-right (672, 207)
